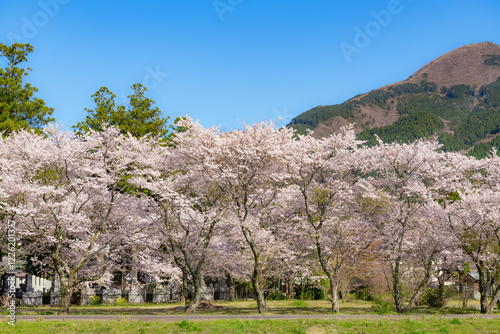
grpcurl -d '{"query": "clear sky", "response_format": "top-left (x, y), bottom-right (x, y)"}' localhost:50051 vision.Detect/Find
top-left (1, 0), bottom-right (500, 131)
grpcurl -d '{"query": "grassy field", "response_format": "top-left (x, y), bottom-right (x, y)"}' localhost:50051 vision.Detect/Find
top-left (3, 298), bottom-right (499, 333)
top-left (2, 317), bottom-right (500, 333)
top-left (4, 298), bottom-right (497, 316)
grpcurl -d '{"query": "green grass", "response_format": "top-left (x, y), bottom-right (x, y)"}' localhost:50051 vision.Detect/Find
top-left (290, 300), bottom-right (309, 308)
top-left (2, 318), bottom-right (500, 333)
top-left (5, 298), bottom-right (498, 316)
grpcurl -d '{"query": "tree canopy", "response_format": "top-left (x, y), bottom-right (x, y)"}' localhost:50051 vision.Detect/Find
top-left (0, 43), bottom-right (54, 135)
top-left (74, 83), bottom-right (171, 139)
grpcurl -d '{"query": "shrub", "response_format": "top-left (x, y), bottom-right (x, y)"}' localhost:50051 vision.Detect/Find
top-left (424, 288), bottom-right (446, 308)
top-left (267, 291), bottom-right (286, 300)
top-left (178, 319), bottom-right (199, 331)
top-left (354, 288), bottom-right (373, 301)
top-left (371, 297), bottom-right (394, 314)
top-left (179, 319), bottom-right (190, 328)
top-left (89, 295), bottom-right (101, 306)
top-left (302, 288), bottom-right (324, 300)
top-left (340, 293), bottom-right (355, 303)
top-left (114, 297), bottom-right (128, 306)
top-left (444, 285), bottom-right (459, 299)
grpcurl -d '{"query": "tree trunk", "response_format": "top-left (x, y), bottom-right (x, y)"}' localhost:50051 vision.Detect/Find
top-left (458, 270), bottom-right (468, 308)
top-left (185, 274), bottom-right (202, 314)
top-left (403, 265), bottom-right (432, 313)
top-left (57, 284), bottom-right (74, 315)
top-left (225, 272), bottom-right (236, 301)
top-left (131, 246), bottom-right (138, 284)
top-left (300, 279), bottom-right (305, 300)
top-left (392, 259), bottom-right (405, 313)
top-left (478, 270), bottom-right (489, 314)
top-left (480, 284), bottom-right (489, 314)
top-left (330, 277), bottom-right (340, 313)
top-left (241, 227), bottom-right (267, 313)
top-left (183, 281), bottom-right (193, 311)
top-left (286, 276), bottom-right (294, 300)
top-left (315, 236), bottom-right (340, 313)
top-left (458, 271), bottom-right (463, 294)
top-left (462, 297), bottom-right (468, 308)
top-left (403, 288), bottom-right (425, 313)
top-left (179, 282), bottom-right (185, 304)
top-left (229, 284), bottom-right (236, 301)
top-left (486, 285), bottom-right (500, 315)
top-left (252, 276), bottom-right (267, 313)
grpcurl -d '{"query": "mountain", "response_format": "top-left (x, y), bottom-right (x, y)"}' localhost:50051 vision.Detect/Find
top-left (288, 42), bottom-right (500, 158)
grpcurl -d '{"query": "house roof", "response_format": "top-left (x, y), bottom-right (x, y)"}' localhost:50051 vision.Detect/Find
top-left (469, 272), bottom-right (479, 280)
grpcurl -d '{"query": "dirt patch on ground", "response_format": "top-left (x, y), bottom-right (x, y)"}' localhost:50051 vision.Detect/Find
top-left (198, 301), bottom-right (226, 309)
top-left (306, 325), bottom-right (338, 334)
top-left (305, 325), bottom-right (326, 334)
top-left (171, 301), bottom-right (226, 311)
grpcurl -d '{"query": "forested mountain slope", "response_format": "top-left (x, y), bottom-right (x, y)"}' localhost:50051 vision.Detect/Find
top-left (288, 42), bottom-right (500, 158)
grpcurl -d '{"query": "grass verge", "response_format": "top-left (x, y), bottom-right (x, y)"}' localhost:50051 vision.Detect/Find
top-left (2, 317), bottom-right (500, 333)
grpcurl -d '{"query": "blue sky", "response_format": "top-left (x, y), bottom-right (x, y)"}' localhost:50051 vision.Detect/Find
top-left (1, 0), bottom-right (500, 131)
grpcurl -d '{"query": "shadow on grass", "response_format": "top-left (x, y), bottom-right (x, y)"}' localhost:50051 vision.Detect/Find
top-left (13, 305), bottom-right (373, 316)
top-left (11, 299), bottom-right (497, 316)
top-left (408, 306), bottom-right (482, 315)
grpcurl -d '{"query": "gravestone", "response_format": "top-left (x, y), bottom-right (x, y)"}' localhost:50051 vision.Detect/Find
top-left (50, 274), bottom-right (61, 304)
top-left (153, 286), bottom-right (170, 303)
top-left (200, 281), bottom-right (214, 301)
top-left (22, 291), bottom-right (42, 305)
top-left (128, 286), bottom-right (145, 304)
top-left (22, 276), bottom-right (42, 306)
top-left (170, 284), bottom-right (180, 301)
top-left (80, 284), bottom-right (96, 306)
top-left (25, 274), bottom-right (34, 292)
top-left (214, 279), bottom-right (230, 300)
top-left (102, 288), bottom-right (121, 304)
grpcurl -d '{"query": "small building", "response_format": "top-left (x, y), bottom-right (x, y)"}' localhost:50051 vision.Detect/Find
top-left (459, 272), bottom-right (480, 300)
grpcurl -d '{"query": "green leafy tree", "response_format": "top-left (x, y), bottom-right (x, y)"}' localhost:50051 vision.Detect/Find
top-left (0, 43), bottom-right (54, 134)
top-left (74, 83), bottom-right (171, 138)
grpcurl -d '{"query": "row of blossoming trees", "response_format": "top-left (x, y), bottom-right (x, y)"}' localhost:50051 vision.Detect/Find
top-left (1, 119), bottom-right (500, 315)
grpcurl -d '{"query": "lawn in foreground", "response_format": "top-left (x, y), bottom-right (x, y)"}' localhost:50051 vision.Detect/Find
top-left (3, 317), bottom-right (500, 333)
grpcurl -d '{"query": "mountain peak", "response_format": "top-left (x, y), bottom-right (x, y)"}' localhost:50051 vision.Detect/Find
top-left (406, 41), bottom-right (500, 88)
top-left (289, 42), bottom-right (500, 158)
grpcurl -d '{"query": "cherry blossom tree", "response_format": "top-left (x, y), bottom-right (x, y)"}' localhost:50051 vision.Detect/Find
top-left (0, 125), bottom-right (148, 315)
top-left (203, 120), bottom-right (296, 313)
top-left (118, 119), bottom-right (231, 314)
top-left (202, 217), bottom-right (253, 301)
top-left (362, 139), bottom-right (458, 313)
top-left (444, 151), bottom-right (500, 314)
top-left (6, 116), bottom-right (500, 316)
top-left (269, 189), bottom-right (315, 300)
top-left (284, 126), bottom-right (372, 313)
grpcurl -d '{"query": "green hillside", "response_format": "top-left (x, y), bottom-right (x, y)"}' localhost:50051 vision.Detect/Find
top-left (288, 51), bottom-right (500, 159)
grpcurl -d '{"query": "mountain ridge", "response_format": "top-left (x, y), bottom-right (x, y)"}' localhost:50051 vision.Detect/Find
top-left (288, 42), bottom-right (500, 158)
